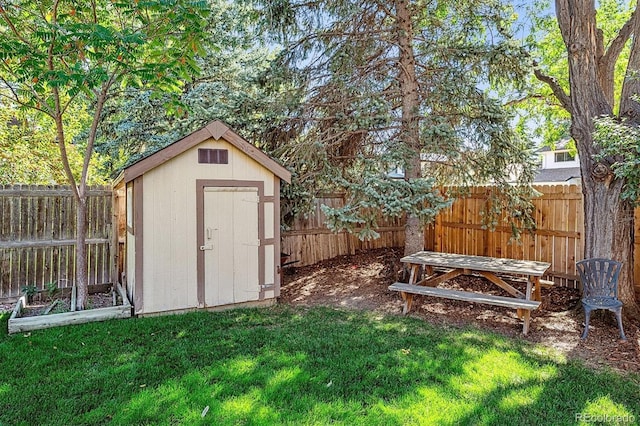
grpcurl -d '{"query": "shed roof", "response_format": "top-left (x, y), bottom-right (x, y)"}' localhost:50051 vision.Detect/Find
top-left (121, 120), bottom-right (291, 184)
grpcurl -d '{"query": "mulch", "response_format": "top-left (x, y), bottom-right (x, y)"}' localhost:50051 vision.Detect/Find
top-left (281, 248), bottom-right (640, 374)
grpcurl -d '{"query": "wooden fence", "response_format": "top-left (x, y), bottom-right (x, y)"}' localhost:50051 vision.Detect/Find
top-left (281, 194), bottom-right (405, 266)
top-left (0, 185), bottom-right (113, 299)
top-left (425, 184), bottom-right (640, 290)
top-left (2, 184), bottom-right (638, 299)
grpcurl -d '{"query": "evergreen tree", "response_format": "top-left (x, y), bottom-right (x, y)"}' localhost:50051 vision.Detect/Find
top-left (263, 0), bottom-right (539, 253)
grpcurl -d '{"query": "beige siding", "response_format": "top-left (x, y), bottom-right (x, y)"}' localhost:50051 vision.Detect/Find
top-left (126, 230), bottom-right (135, 302)
top-left (139, 137), bottom-right (277, 314)
top-left (264, 202), bottom-right (275, 239)
top-left (264, 244), bottom-right (275, 286)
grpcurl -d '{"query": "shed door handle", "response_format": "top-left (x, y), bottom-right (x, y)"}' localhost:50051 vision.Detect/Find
top-left (200, 244), bottom-right (213, 251)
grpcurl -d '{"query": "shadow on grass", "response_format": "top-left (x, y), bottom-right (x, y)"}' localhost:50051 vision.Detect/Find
top-left (0, 306), bottom-right (638, 425)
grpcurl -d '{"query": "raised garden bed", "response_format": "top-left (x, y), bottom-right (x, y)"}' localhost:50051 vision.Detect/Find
top-left (8, 283), bottom-right (131, 334)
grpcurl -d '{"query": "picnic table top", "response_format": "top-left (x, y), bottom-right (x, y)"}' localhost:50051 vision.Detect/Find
top-left (400, 251), bottom-right (551, 277)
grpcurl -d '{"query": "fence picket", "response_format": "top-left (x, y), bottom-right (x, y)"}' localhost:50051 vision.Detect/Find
top-left (426, 184), bottom-right (640, 291)
top-left (1, 184), bottom-right (638, 299)
top-left (0, 185), bottom-right (112, 299)
top-left (281, 194), bottom-right (405, 267)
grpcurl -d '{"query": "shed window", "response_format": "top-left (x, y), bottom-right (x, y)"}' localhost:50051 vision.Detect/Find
top-left (198, 149), bottom-right (228, 164)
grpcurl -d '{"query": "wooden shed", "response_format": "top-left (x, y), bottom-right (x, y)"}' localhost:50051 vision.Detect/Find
top-left (113, 120), bottom-right (291, 316)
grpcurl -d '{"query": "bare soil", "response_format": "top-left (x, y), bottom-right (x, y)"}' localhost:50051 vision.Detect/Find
top-left (281, 248), bottom-right (640, 374)
top-left (1, 289), bottom-right (119, 318)
top-left (19, 292), bottom-right (116, 317)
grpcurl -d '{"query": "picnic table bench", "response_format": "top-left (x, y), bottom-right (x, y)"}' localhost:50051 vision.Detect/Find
top-left (388, 251), bottom-right (551, 335)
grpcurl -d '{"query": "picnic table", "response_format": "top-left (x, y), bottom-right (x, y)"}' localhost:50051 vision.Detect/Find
top-left (389, 251), bottom-right (551, 335)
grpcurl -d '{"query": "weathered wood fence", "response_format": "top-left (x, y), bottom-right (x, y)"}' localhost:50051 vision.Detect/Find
top-left (0, 185), bottom-right (113, 299)
top-left (425, 184), bottom-right (640, 291)
top-left (281, 193), bottom-right (405, 266)
top-left (2, 184), bottom-right (638, 299)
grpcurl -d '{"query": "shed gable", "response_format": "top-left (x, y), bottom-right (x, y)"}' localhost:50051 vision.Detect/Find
top-left (122, 120), bottom-right (291, 183)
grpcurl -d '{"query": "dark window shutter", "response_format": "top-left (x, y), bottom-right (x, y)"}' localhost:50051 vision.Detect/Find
top-left (198, 149), bottom-right (229, 164)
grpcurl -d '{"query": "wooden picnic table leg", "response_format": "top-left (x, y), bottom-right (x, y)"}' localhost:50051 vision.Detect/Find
top-left (425, 265), bottom-right (434, 277)
top-left (401, 292), bottom-right (413, 314)
top-left (532, 276), bottom-right (541, 301)
top-left (408, 264), bottom-right (420, 284)
top-left (399, 263), bottom-right (419, 315)
top-left (523, 310), bottom-right (531, 335)
top-left (521, 278), bottom-right (535, 334)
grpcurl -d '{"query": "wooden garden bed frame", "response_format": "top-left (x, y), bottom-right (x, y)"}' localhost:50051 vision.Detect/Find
top-left (8, 283), bottom-right (131, 334)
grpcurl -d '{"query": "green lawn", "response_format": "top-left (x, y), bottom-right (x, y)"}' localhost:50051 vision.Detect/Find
top-left (0, 306), bottom-right (638, 425)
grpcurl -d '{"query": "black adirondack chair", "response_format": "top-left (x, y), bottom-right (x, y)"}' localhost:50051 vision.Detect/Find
top-left (576, 258), bottom-right (626, 341)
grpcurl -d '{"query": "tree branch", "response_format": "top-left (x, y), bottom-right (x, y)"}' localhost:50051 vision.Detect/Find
top-left (0, 8), bottom-right (31, 46)
top-left (599, 6), bottom-right (639, 105)
top-left (47, 0), bottom-right (79, 198)
top-left (81, 75), bottom-right (114, 188)
top-left (503, 94), bottom-right (546, 107)
top-left (0, 84), bottom-right (52, 117)
top-left (620, 5), bottom-right (640, 122)
top-left (601, 7), bottom-right (637, 70)
top-left (533, 68), bottom-right (572, 114)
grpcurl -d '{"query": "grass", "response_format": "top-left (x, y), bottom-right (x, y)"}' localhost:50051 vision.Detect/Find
top-left (0, 305), bottom-right (639, 425)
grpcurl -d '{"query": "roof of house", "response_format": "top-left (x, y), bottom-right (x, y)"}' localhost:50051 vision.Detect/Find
top-left (533, 167), bottom-right (582, 183)
top-left (120, 120), bottom-right (291, 184)
top-left (535, 138), bottom-right (572, 153)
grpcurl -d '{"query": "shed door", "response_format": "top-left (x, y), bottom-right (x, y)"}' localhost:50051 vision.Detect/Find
top-left (202, 187), bottom-right (260, 306)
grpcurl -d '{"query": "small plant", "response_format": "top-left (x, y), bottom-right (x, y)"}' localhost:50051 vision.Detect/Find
top-left (45, 281), bottom-right (59, 301)
top-left (49, 301), bottom-right (69, 315)
top-left (20, 285), bottom-right (38, 304)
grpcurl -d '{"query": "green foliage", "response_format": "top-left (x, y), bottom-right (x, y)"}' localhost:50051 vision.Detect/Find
top-left (519, 0), bottom-right (634, 146)
top-left (95, 1), bottom-right (298, 177)
top-left (0, 99), bottom-right (105, 184)
top-left (20, 284), bottom-right (37, 302)
top-left (0, 307), bottom-right (639, 424)
top-left (44, 281), bottom-right (59, 301)
top-left (322, 168), bottom-right (453, 240)
top-left (0, 0), bottom-right (210, 178)
top-left (262, 0), bottom-right (538, 237)
top-left (594, 116), bottom-right (640, 205)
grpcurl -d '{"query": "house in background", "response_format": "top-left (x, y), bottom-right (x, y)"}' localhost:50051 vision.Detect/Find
top-left (534, 139), bottom-right (582, 184)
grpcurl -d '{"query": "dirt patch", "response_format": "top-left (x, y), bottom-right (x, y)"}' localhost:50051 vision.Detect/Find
top-left (19, 291), bottom-right (116, 318)
top-left (281, 248), bottom-right (640, 374)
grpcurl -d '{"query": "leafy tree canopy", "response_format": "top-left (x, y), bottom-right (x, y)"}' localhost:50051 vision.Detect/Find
top-left (0, 98), bottom-right (105, 184)
top-left (0, 0), bottom-right (210, 309)
top-left (517, 0), bottom-right (634, 147)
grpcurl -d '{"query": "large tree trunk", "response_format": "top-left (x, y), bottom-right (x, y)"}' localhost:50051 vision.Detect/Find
top-left (556, 0), bottom-right (638, 315)
top-left (578, 139), bottom-right (636, 312)
top-left (396, 0), bottom-right (423, 256)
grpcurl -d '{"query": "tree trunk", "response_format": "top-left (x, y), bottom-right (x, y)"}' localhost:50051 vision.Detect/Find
top-left (75, 194), bottom-right (88, 310)
top-left (556, 0), bottom-right (638, 315)
top-left (396, 0), bottom-right (423, 256)
top-left (579, 144), bottom-right (637, 312)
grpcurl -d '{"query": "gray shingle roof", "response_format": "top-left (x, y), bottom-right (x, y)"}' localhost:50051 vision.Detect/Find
top-left (533, 167), bottom-right (582, 183)
top-left (535, 139), bottom-right (572, 153)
